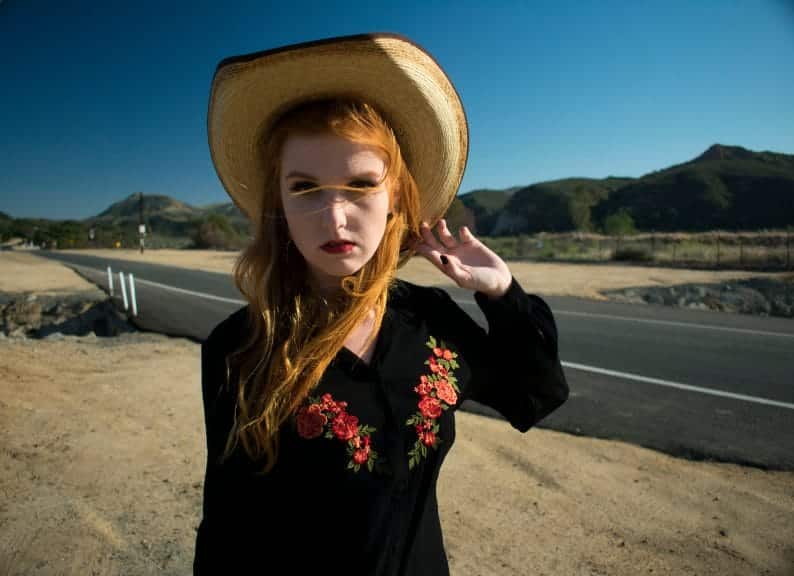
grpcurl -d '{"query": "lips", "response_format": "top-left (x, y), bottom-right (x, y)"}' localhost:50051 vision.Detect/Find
top-left (321, 240), bottom-right (355, 254)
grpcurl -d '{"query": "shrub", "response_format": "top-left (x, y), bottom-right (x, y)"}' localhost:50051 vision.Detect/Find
top-left (613, 247), bottom-right (653, 262)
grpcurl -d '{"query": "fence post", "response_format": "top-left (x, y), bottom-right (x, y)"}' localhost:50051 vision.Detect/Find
top-left (119, 271), bottom-right (129, 311)
top-left (739, 235), bottom-right (744, 267)
top-left (716, 232), bottom-right (720, 268)
top-left (787, 230), bottom-right (790, 269)
top-left (129, 273), bottom-right (138, 317)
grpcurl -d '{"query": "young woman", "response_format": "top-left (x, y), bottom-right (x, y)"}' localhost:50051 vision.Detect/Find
top-left (196, 33), bottom-right (569, 575)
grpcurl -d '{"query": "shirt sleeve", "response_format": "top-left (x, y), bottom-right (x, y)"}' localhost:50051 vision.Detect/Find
top-left (427, 276), bottom-right (569, 432)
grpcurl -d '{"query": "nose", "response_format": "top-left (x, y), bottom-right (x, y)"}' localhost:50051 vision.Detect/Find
top-left (321, 189), bottom-right (349, 230)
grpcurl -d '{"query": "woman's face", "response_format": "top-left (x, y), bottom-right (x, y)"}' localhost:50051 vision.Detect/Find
top-left (279, 133), bottom-right (393, 295)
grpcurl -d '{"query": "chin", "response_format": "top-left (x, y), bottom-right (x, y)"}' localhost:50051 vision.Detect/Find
top-left (312, 259), bottom-right (364, 279)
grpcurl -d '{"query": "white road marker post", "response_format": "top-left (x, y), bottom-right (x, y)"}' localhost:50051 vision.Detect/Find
top-left (119, 271), bottom-right (129, 311)
top-left (107, 266), bottom-right (114, 296)
top-left (129, 273), bottom-right (138, 316)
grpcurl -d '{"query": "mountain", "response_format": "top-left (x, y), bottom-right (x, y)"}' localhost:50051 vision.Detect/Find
top-left (457, 187), bottom-right (521, 235)
top-left (488, 177), bottom-right (633, 235)
top-left (84, 193), bottom-right (250, 242)
top-left (590, 144), bottom-right (794, 231)
top-left (458, 144), bottom-right (793, 235)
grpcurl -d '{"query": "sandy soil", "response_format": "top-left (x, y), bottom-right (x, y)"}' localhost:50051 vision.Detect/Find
top-left (2, 252), bottom-right (793, 575)
top-left (58, 248), bottom-right (790, 301)
top-left (0, 251), bottom-right (100, 295)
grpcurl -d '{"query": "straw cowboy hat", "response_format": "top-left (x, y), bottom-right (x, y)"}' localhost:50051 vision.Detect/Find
top-left (207, 32), bottom-right (469, 265)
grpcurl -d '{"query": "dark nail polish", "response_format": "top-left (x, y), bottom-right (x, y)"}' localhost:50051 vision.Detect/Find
top-left (440, 255), bottom-right (448, 265)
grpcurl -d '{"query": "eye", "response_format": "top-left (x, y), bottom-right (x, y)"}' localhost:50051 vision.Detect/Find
top-left (289, 181), bottom-right (315, 192)
top-left (350, 180), bottom-right (377, 189)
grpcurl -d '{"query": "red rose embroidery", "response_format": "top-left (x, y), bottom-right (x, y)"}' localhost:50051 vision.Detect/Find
top-left (332, 412), bottom-right (359, 441)
top-left (418, 396), bottom-right (442, 419)
top-left (406, 336), bottom-right (460, 470)
top-left (295, 393), bottom-right (380, 473)
top-left (352, 436), bottom-right (372, 464)
top-left (419, 430), bottom-right (437, 447)
top-left (296, 404), bottom-right (327, 439)
top-left (435, 380), bottom-right (458, 405)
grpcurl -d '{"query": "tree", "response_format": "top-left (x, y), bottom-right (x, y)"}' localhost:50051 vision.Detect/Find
top-left (192, 213), bottom-right (243, 249)
top-left (603, 208), bottom-right (636, 236)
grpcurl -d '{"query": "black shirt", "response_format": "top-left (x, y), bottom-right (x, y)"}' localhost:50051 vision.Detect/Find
top-left (193, 276), bottom-right (569, 575)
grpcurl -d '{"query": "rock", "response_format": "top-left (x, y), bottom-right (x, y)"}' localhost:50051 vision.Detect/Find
top-left (601, 276), bottom-right (794, 319)
top-left (0, 291), bottom-right (137, 339)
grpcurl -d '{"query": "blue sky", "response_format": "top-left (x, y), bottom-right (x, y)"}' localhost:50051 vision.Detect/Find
top-left (1, 0), bottom-right (792, 220)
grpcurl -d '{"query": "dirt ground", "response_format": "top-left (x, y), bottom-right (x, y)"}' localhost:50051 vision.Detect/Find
top-left (1, 251), bottom-right (793, 575)
top-left (59, 247), bottom-right (791, 301)
top-left (0, 250), bottom-right (103, 295)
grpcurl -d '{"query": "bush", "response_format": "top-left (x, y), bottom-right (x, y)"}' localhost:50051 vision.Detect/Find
top-left (191, 214), bottom-right (244, 250)
top-left (613, 247), bottom-right (653, 262)
top-left (603, 209), bottom-right (637, 236)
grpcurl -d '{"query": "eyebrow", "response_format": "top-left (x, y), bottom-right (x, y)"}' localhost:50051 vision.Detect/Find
top-left (285, 170), bottom-right (382, 181)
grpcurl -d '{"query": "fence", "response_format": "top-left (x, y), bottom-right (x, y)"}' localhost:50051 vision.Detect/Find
top-left (479, 230), bottom-right (793, 271)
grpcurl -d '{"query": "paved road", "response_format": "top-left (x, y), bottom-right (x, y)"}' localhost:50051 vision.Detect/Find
top-left (38, 250), bottom-right (794, 470)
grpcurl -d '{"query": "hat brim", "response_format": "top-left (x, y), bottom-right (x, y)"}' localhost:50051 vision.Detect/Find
top-left (207, 33), bottom-right (468, 265)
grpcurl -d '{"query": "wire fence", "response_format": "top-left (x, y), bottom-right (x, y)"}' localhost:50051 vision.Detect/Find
top-left (480, 230), bottom-right (794, 271)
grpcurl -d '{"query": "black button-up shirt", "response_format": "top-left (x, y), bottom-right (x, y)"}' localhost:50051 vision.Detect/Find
top-left (194, 276), bottom-right (569, 575)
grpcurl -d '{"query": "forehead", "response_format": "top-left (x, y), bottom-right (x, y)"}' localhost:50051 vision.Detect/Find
top-left (280, 133), bottom-right (385, 177)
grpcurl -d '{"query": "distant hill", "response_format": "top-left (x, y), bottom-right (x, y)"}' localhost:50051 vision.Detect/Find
top-left (590, 144), bottom-right (794, 231)
top-left (456, 144), bottom-right (792, 235)
top-left (458, 187), bottom-right (521, 235)
top-left (85, 193), bottom-right (250, 243)
top-left (491, 177), bottom-right (633, 235)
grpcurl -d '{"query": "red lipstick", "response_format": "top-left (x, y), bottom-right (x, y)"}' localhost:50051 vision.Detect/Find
top-left (321, 241), bottom-right (355, 254)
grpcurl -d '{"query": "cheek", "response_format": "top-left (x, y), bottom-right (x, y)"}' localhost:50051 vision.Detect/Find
top-left (281, 207), bottom-right (312, 243)
top-left (357, 201), bottom-right (389, 235)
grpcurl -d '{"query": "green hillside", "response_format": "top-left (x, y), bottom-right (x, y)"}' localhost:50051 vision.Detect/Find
top-left (486, 177), bottom-right (633, 234)
top-left (591, 145), bottom-right (794, 232)
top-left (458, 187), bottom-right (520, 234)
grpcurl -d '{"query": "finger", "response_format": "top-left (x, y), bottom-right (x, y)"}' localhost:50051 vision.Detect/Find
top-left (438, 253), bottom-right (469, 285)
top-left (413, 241), bottom-right (432, 259)
top-left (436, 218), bottom-right (458, 249)
top-left (459, 225), bottom-right (477, 244)
top-left (420, 221), bottom-right (444, 252)
top-left (414, 242), bottom-right (448, 269)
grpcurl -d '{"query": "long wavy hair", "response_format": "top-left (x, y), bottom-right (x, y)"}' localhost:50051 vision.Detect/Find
top-left (219, 97), bottom-right (423, 475)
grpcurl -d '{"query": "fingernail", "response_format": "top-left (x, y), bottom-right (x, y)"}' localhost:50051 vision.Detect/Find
top-left (440, 255), bottom-right (449, 265)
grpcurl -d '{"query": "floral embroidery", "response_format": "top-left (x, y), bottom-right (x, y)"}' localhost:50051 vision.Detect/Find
top-left (295, 393), bottom-right (380, 473)
top-left (406, 336), bottom-right (460, 470)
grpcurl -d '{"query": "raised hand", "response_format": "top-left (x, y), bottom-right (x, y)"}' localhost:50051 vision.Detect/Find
top-left (412, 218), bottom-right (512, 299)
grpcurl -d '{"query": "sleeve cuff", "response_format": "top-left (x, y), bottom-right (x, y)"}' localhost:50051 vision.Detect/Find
top-left (474, 276), bottom-right (548, 345)
top-left (473, 275), bottom-right (525, 309)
